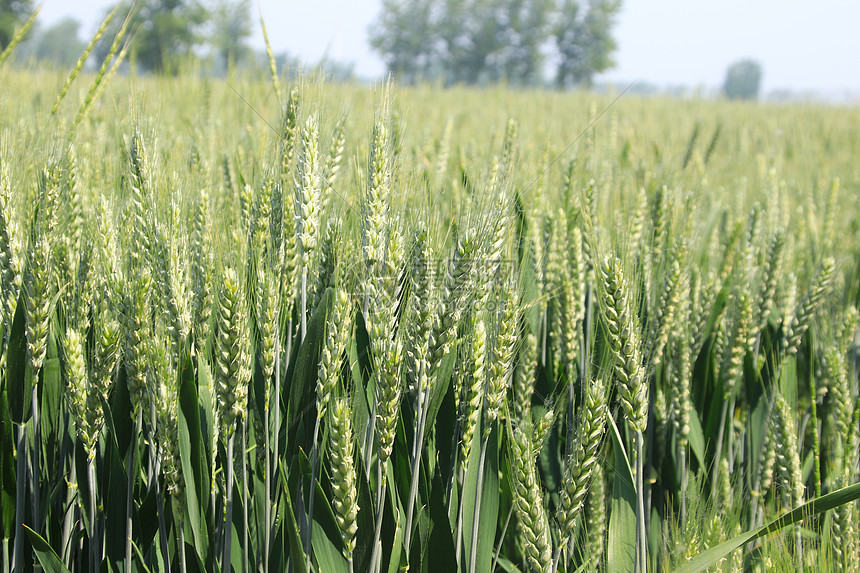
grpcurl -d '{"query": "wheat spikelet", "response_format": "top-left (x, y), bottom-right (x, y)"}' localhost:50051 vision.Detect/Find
top-left (690, 269), bottom-right (718, 353)
top-left (153, 222), bottom-right (191, 357)
top-left (280, 87), bottom-right (301, 178)
top-left (717, 220), bottom-right (744, 285)
top-left (363, 118), bottom-right (392, 276)
top-left (90, 291), bottom-right (121, 402)
top-left (545, 212), bottom-right (568, 373)
top-left (650, 185), bottom-right (669, 260)
top-left (257, 263), bottom-right (278, 383)
top-left (585, 461), bottom-right (606, 568)
top-left (322, 115), bottom-right (347, 216)
top-left (598, 255), bottom-right (647, 434)
top-left (779, 271), bottom-right (798, 331)
top-left (329, 397), bottom-right (359, 562)
top-left (404, 224), bottom-right (433, 409)
top-left (295, 115), bottom-right (323, 272)
top-left (460, 318), bottom-right (486, 472)
top-left (311, 218), bottom-right (339, 310)
top-left (215, 268), bottom-right (251, 437)
top-left (514, 324), bottom-right (537, 423)
top-left (771, 393), bottom-right (804, 511)
top-left (65, 329), bottom-right (94, 457)
top-left (826, 346), bottom-right (851, 434)
top-left (533, 408), bottom-right (556, 449)
top-left (509, 424), bottom-right (552, 572)
top-left (127, 129), bottom-right (154, 271)
top-left (557, 375), bottom-right (607, 543)
top-left (122, 269), bottom-right (151, 416)
top-left (580, 180), bottom-right (597, 273)
top-left (501, 118), bottom-right (518, 171)
top-left (24, 234), bottom-right (53, 377)
top-left (485, 285), bottom-right (518, 435)
top-left (647, 246), bottom-right (684, 365)
top-left (628, 186), bottom-right (648, 263)
top-left (0, 160), bottom-right (18, 331)
top-left (429, 229), bottom-right (477, 368)
top-left (782, 257), bottom-right (835, 355)
top-left (757, 229), bottom-right (786, 327)
top-left (719, 288), bottom-right (754, 398)
top-left (562, 225), bottom-right (586, 372)
top-left (150, 334), bottom-right (184, 513)
top-left (317, 285), bottom-right (352, 421)
top-left (190, 190), bottom-right (212, 348)
top-left (836, 305), bottom-right (859, 354)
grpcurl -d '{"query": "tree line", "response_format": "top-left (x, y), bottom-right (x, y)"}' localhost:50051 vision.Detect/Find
top-left (2, 0), bottom-right (624, 86)
top-left (369, 0), bottom-right (622, 87)
top-left (1, 0), bottom-right (255, 74)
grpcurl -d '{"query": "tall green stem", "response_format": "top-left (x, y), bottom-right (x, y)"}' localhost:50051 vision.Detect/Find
top-left (125, 408), bottom-right (141, 573)
top-left (153, 453), bottom-right (171, 573)
top-left (809, 374), bottom-right (821, 498)
top-left (635, 429), bottom-right (646, 573)
top-left (13, 427), bottom-right (25, 572)
top-left (177, 516), bottom-right (187, 573)
top-left (88, 457), bottom-right (99, 570)
top-left (404, 382), bottom-right (429, 553)
top-left (264, 330), bottom-right (279, 572)
top-left (468, 436), bottom-right (490, 573)
top-left (368, 462), bottom-right (387, 573)
top-left (241, 420), bottom-right (249, 573)
top-left (222, 433), bottom-right (236, 572)
top-left (454, 465), bottom-right (465, 566)
top-left (30, 390), bottom-right (40, 532)
top-left (306, 417), bottom-right (321, 569)
top-left (301, 269), bottom-right (307, 343)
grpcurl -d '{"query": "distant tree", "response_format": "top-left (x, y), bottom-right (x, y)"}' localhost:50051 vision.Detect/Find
top-left (95, 0), bottom-right (206, 73)
top-left (209, 0), bottom-right (251, 70)
top-left (369, 0), bottom-right (622, 87)
top-left (0, 0), bottom-right (32, 50)
top-left (501, 0), bottom-right (553, 85)
top-left (723, 59), bottom-right (763, 100)
top-left (368, 0), bottom-right (436, 83)
top-left (34, 17), bottom-right (86, 67)
top-left (554, 0), bottom-right (621, 88)
top-left (453, 0), bottom-right (502, 84)
top-left (436, 0), bottom-right (467, 81)
top-left (134, 0), bottom-right (207, 73)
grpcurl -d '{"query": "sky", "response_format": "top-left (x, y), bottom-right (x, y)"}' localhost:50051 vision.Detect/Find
top-left (35, 0), bottom-right (860, 96)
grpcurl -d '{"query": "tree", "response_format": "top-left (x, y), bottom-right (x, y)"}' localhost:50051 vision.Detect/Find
top-left (501, 0), bottom-right (553, 85)
top-left (369, 0), bottom-right (623, 87)
top-left (723, 59), bottom-right (763, 100)
top-left (209, 0), bottom-right (251, 71)
top-left (133, 0), bottom-right (207, 73)
top-left (554, 0), bottom-right (621, 88)
top-left (95, 0), bottom-right (206, 73)
top-left (368, 0), bottom-right (437, 83)
top-left (0, 0), bottom-right (32, 50)
top-left (34, 17), bottom-right (86, 67)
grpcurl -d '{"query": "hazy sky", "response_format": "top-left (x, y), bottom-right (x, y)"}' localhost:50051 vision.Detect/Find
top-left (35, 0), bottom-right (860, 95)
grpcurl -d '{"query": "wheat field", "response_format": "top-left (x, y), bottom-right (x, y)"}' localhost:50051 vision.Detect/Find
top-left (1, 33), bottom-right (859, 573)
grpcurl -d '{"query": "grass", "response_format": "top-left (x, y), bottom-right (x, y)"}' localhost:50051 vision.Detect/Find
top-left (0, 52), bottom-right (859, 573)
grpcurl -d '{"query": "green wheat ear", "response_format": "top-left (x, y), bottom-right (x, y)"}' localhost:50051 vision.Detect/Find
top-left (329, 397), bottom-right (359, 562)
top-left (215, 267), bottom-right (251, 437)
top-left (557, 374), bottom-right (607, 543)
top-left (509, 422), bottom-right (552, 572)
top-left (599, 255), bottom-right (647, 435)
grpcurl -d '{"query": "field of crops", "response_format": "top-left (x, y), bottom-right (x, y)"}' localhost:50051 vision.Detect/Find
top-left (1, 50), bottom-right (860, 573)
